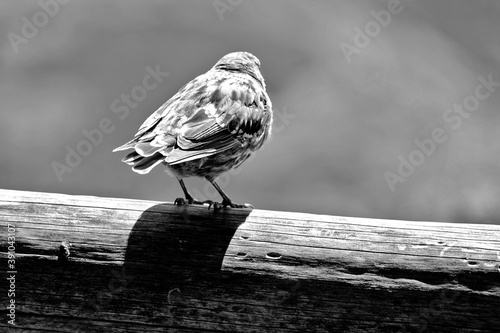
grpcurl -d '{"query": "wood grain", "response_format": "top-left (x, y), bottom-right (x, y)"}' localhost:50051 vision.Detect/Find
top-left (0, 189), bottom-right (499, 332)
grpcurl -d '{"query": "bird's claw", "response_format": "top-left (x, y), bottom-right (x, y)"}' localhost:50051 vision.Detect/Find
top-left (175, 197), bottom-right (216, 208)
top-left (174, 197), bottom-right (187, 205)
top-left (175, 197), bottom-right (252, 210)
top-left (213, 199), bottom-right (253, 209)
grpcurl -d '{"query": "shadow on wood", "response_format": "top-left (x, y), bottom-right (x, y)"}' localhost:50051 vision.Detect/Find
top-left (125, 203), bottom-right (250, 281)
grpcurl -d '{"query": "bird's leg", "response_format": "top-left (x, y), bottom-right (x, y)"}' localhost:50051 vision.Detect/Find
top-left (174, 179), bottom-right (214, 206)
top-left (206, 177), bottom-right (253, 209)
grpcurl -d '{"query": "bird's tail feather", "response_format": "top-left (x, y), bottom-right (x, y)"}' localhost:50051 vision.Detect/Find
top-left (121, 151), bottom-right (143, 165)
top-left (131, 152), bottom-right (165, 174)
top-left (112, 142), bottom-right (136, 152)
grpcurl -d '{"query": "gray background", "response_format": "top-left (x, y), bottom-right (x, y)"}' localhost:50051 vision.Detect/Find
top-left (1, 0), bottom-right (499, 224)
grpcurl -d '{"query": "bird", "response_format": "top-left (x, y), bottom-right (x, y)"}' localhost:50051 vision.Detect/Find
top-left (113, 51), bottom-right (273, 209)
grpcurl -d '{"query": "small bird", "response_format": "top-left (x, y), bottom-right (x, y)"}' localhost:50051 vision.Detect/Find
top-left (113, 52), bottom-right (273, 209)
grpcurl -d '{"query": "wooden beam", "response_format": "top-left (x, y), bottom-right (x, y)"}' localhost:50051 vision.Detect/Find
top-left (1, 189), bottom-right (499, 332)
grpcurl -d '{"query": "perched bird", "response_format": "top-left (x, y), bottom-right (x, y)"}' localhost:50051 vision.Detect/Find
top-left (113, 52), bottom-right (273, 209)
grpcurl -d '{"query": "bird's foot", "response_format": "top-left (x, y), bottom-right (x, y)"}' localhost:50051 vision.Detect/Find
top-left (207, 199), bottom-right (253, 210)
top-left (174, 197), bottom-right (189, 205)
top-left (174, 197), bottom-right (253, 210)
top-left (174, 197), bottom-right (216, 207)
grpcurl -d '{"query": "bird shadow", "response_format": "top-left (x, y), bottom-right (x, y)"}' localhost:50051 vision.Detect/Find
top-left (123, 203), bottom-right (251, 293)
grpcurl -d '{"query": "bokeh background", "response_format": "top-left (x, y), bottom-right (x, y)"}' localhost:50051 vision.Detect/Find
top-left (1, 0), bottom-right (500, 224)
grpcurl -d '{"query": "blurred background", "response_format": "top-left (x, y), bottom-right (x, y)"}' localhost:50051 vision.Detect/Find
top-left (1, 0), bottom-right (499, 224)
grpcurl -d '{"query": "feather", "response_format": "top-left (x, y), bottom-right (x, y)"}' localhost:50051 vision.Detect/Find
top-left (136, 142), bottom-right (167, 157)
top-left (132, 153), bottom-right (165, 174)
top-left (121, 151), bottom-right (142, 165)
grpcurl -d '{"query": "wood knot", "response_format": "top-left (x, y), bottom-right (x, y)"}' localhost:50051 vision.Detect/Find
top-left (58, 240), bottom-right (71, 262)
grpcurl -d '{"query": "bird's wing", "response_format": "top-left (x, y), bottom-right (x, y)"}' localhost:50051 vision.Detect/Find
top-left (114, 72), bottom-right (271, 173)
top-left (112, 75), bottom-right (203, 152)
top-left (165, 74), bottom-right (271, 164)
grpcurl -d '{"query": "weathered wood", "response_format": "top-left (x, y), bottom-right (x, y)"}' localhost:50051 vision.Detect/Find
top-left (0, 189), bottom-right (499, 332)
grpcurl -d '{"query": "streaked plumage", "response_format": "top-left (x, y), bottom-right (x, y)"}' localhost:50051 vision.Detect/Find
top-left (113, 52), bottom-right (272, 208)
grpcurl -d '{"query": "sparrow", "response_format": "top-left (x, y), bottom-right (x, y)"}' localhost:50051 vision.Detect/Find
top-left (113, 52), bottom-right (273, 209)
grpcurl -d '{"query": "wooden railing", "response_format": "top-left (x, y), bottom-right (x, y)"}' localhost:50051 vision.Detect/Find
top-left (1, 189), bottom-right (499, 332)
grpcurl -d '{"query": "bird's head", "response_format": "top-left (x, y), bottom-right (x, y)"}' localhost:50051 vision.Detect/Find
top-left (214, 52), bottom-right (265, 88)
